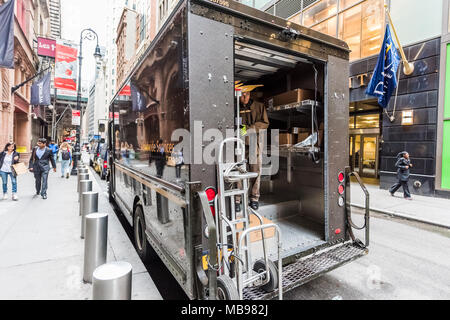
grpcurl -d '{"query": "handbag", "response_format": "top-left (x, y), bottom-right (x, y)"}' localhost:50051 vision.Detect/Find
top-left (11, 162), bottom-right (28, 177)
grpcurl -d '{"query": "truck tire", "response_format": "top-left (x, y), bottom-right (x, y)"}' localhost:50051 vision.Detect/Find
top-left (216, 275), bottom-right (239, 300)
top-left (253, 259), bottom-right (279, 293)
top-left (133, 206), bottom-right (151, 263)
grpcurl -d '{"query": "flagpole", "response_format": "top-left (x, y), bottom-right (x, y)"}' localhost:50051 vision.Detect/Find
top-left (384, 4), bottom-right (415, 75)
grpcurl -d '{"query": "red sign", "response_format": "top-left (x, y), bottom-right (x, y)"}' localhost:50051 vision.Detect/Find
top-left (119, 85), bottom-right (131, 96)
top-left (55, 40), bottom-right (78, 91)
top-left (37, 37), bottom-right (56, 58)
top-left (109, 112), bottom-right (120, 124)
top-left (72, 110), bottom-right (81, 126)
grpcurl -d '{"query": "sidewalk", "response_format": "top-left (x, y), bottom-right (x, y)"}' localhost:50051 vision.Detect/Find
top-left (351, 182), bottom-right (450, 229)
top-left (0, 163), bottom-right (162, 300)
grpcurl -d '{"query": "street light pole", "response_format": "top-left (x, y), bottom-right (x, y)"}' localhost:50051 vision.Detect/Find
top-left (71, 28), bottom-right (102, 175)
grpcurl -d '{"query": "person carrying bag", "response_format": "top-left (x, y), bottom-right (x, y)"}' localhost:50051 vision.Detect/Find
top-left (0, 142), bottom-right (20, 201)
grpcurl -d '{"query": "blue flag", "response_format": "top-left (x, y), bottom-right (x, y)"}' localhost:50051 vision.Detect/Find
top-left (31, 72), bottom-right (51, 106)
top-left (366, 25), bottom-right (401, 109)
top-left (0, 0), bottom-right (15, 69)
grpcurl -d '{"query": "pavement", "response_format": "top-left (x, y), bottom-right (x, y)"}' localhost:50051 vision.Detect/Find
top-left (351, 182), bottom-right (450, 229)
top-left (0, 158), bottom-right (162, 300)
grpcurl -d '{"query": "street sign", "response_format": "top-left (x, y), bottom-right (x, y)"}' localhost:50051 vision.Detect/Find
top-left (55, 40), bottom-right (78, 91)
top-left (37, 37), bottom-right (56, 58)
top-left (72, 110), bottom-right (81, 126)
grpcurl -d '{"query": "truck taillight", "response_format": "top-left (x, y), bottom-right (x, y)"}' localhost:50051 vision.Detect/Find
top-left (205, 187), bottom-right (216, 217)
top-left (338, 172), bottom-right (345, 184)
top-left (338, 172), bottom-right (345, 207)
top-left (104, 161), bottom-right (108, 169)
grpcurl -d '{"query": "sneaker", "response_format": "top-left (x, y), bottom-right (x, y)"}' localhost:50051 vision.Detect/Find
top-left (42, 195), bottom-right (47, 200)
top-left (66, 173), bottom-right (70, 179)
top-left (390, 192), bottom-right (395, 197)
top-left (12, 194), bottom-right (18, 201)
top-left (2, 194), bottom-right (7, 200)
top-left (405, 197), bottom-right (413, 201)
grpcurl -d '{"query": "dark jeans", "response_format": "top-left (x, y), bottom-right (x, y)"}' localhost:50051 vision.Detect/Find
top-left (0, 171), bottom-right (17, 193)
top-left (390, 180), bottom-right (411, 198)
top-left (34, 170), bottom-right (49, 197)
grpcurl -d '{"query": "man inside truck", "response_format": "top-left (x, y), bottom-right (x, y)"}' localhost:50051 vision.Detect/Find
top-left (236, 88), bottom-right (269, 212)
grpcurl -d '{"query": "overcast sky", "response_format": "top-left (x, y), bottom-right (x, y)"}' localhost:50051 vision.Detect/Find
top-left (60, 0), bottom-right (108, 84)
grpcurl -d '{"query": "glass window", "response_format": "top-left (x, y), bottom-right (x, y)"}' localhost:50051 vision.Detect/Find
top-left (339, 0), bottom-right (361, 11)
top-left (349, 116), bottom-right (355, 129)
top-left (355, 114), bottom-right (380, 129)
top-left (289, 12), bottom-right (302, 25)
top-left (361, 0), bottom-right (383, 58)
top-left (312, 16), bottom-right (338, 37)
top-left (254, 0), bottom-right (273, 9)
top-left (338, 0), bottom-right (383, 61)
top-left (304, 0), bottom-right (338, 27)
top-left (339, 5), bottom-right (362, 60)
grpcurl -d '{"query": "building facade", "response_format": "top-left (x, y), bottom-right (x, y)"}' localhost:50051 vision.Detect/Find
top-left (242, 0), bottom-right (448, 197)
top-left (48, 0), bottom-right (61, 39)
top-left (0, 0), bottom-right (52, 161)
top-left (116, 8), bottom-right (138, 91)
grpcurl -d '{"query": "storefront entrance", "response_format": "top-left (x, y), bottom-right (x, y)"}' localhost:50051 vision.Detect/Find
top-left (349, 104), bottom-right (381, 182)
top-left (350, 134), bottom-right (379, 179)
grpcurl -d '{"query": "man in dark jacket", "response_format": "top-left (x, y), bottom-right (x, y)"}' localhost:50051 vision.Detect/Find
top-left (236, 89), bottom-right (269, 211)
top-left (389, 152), bottom-right (413, 200)
top-left (29, 138), bottom-right (57, 200)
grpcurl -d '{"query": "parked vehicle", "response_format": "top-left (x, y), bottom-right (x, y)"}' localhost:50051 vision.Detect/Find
top-left (108, 0), bottom-right (369, 300)
top-left (97, 143), bottom-right (109, 180)
top-left (89, 140), bottom-right (104, 169)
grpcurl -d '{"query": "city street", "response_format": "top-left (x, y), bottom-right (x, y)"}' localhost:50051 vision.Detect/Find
top-left (2, 0), bottom-right (450, 305)
top-left (91, 174), bottom-right (450, 300)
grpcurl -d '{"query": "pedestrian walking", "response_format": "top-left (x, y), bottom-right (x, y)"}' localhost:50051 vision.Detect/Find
top-left (29, 138), bottom-right (57, 200)
top-left (59, 142), bottom-right (72, 179)
top-left (49, 140), bottom-right (59, 164)
top-left (389, 151), bottom-right (413, 200)
top-left (0, 142), bottom-right (20, 201)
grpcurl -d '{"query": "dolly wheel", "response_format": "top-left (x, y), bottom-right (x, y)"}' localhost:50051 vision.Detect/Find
top-left (216, 275), bottom-right (239, 300)
top-left (253, 259), bottom-right (279, 293)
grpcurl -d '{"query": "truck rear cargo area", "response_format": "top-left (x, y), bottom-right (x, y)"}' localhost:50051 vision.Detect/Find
top-left (234, 41), bottom-right (327, 259)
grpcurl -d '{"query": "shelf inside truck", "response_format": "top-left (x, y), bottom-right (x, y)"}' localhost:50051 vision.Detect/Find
top-left (267, 100), bottom-right (322, 113)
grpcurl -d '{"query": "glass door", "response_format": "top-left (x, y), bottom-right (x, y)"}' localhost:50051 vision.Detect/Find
top-left (360, 135), bottom-right (378, 178)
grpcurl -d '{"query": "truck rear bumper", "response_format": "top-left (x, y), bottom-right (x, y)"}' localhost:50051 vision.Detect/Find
top-left (243, 242), bottom-right (368, 300)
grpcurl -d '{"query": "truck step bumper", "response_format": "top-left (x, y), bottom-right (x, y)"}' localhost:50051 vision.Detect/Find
top-left (243, 243), bottom-right (368, 300)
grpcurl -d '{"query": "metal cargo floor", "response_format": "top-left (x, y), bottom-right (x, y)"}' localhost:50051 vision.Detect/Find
top-left (243, 243), bottom-right (368, 300)
top-left (249, 214), bottom-right (325, 262)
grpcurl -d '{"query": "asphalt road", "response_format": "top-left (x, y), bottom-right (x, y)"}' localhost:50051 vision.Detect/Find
top-left (92, 161), bottom-right (450, 300)
top-left (284, 210), bottom-right (450, 300)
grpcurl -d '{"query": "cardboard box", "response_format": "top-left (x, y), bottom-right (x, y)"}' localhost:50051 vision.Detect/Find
top-left (297, 132), bottom-right (310, 144)
top-left (269, 89), bottom-right (315, 107)
top-left (236, 214), bottom-right (276, 243)
top-left (279, 133), bottom-right (294, 146)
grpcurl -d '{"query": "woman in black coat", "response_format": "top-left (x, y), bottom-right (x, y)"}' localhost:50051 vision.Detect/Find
top-left (0, 142), bottom-right (20, 201)
top-left (389, 151), bottom-right (413, 200)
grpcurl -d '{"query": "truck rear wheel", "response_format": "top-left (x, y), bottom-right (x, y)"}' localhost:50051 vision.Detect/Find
top-left (134, 206), bottom-right (151, 263)
top-left (253, 259), bottom-right (279, 293)
top-left (216, 275), bottom-right (239, 300)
